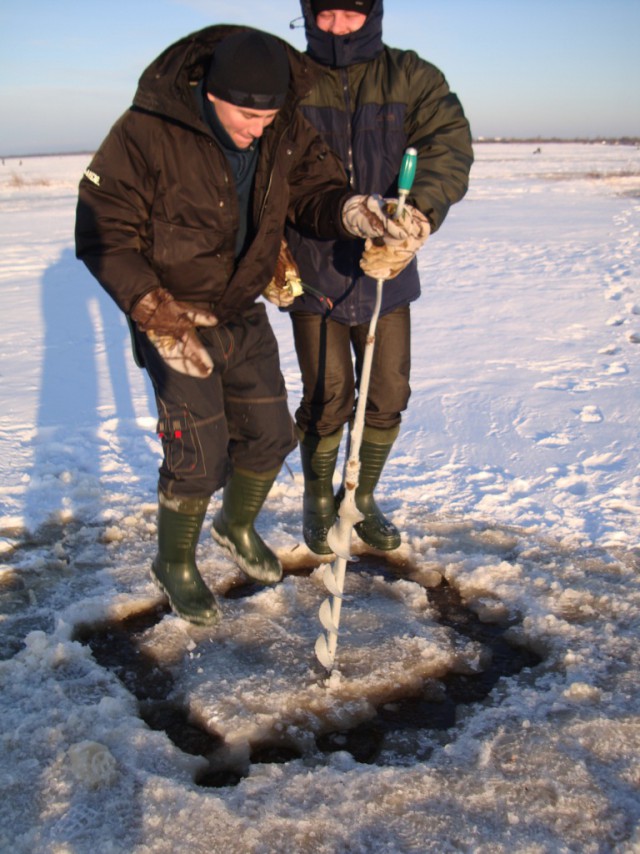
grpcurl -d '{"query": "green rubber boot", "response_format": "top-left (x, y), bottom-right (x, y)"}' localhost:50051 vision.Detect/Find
top-left (299, 427), bottom-right (343, 556)
top-left (212, 467), bottom-right (282, 585)
top-left (353, 425), bottom-right (402, 551)
top-left (151, 493), bottom-right (220, 626)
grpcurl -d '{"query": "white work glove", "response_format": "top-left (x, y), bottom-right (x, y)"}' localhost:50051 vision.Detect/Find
top-left (130, 287), bottom-right (218, 378)
top-left (360, 203), bottom-right (431, 280)
top-left (263, 239), bottom-right (304, 308)
top-left (383, 201), bottom-right (431, 242)
top-left (342, 194), bottom-right (392, 240)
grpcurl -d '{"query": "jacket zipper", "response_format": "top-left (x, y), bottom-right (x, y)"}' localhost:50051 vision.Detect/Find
top-left (257, 112), bottom-right (296, 225)
top-left (341, 67), bottom-right (355, 189)
top-left (340, 66), bottom-right (359, 315)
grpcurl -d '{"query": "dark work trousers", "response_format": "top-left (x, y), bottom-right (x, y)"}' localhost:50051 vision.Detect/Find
top-left (291, 305), bottom-right (411, 436)
top-left (135, 304), bottom-right (296, 499)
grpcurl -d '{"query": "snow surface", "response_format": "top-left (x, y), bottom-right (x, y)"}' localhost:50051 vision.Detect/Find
top-left (0, 144), bottom-right (639, 853)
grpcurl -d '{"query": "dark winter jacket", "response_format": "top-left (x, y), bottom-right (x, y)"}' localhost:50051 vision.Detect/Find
top-left (285, 0), bottom-right (474, 325)
top-left (75, 25), bottom-right (353, 324)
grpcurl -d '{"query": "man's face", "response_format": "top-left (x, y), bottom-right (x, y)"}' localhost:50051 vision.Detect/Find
top-left (316, 10), bottom-right (368, 35)
top-left (207, 95), bottom-right (279, 149)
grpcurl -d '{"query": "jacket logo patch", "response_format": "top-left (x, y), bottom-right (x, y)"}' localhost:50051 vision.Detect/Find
top-left (84, 168), bottom-right (101, 187)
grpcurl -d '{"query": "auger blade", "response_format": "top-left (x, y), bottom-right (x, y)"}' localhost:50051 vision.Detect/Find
top-left (318, 598), bottom-right (339, 634)
top-left (315, 633), bottom-right (334, 671)
top-left (322, 566), bottom-right (345, 598)
top-left (326, 524), bottom-right (356, 560)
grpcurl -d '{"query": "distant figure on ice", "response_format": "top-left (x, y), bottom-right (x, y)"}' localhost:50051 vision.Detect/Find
top-left (75, 26), bottom-right (421, 625)
top-left (284, 1), bottom-right (474, 555)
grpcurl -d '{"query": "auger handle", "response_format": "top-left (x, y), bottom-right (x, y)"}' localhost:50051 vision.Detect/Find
top-left (395, 146), bottom-right (418, 219)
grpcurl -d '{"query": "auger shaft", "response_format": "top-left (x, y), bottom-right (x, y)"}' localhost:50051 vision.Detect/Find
top-left (315, 147), bottom-right (418, 674)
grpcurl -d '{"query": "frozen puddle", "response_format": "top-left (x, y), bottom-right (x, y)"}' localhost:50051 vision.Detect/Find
top-left (73, 548), bottom-right (541, 788)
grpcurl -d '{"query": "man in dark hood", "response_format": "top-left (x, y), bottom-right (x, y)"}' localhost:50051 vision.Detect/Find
top-left (285, 1), bottom-right (474, 556)
top-left (75, 26), bottom-right (404, 625)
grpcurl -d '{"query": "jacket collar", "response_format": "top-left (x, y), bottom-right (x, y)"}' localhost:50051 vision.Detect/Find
top-left (300, 0), bottom-right (384, 68)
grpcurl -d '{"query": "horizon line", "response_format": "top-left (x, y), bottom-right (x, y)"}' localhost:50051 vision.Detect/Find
top-left (2, 136), bottom-right (639, 160)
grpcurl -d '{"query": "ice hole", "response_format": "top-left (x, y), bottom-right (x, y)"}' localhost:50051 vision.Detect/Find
top-left (73, 554), bottom-right (542, 787)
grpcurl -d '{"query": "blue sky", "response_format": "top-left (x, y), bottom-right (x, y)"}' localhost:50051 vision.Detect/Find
top-left (1, 0), bottom-right (638, 155)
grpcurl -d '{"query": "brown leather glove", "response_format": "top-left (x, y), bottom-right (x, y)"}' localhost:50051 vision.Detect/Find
top-left (130, 288), bottom-right (218, 378)
top-left (263, 239), bottom-right (304, 308)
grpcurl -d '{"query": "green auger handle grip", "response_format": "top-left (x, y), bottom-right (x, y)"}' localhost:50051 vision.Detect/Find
top-left (398, 147), bottom-right (418, 196)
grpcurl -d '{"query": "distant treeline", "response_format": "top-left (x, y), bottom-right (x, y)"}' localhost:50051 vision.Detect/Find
top-left (474, 137), bottom-right (640, 146)
top-left (2, 139), bottom-right (639, 160)
top-left (0, 151), bottom-right (96, 161)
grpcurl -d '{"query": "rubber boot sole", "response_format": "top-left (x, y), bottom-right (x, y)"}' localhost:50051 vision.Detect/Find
top-left (303, 519), bottom-right (336, 556)
top-left (354, 521), bottom-right (401, 551)
top-left (354, 508), bottom-right (401, 551)
top-left (212, 525), bottom-right (283, 585)
top-left (150, 560), bottom-right (221, 627)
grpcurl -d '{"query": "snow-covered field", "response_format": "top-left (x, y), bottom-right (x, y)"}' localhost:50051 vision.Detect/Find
top-left (0, 143), bottom-right (639, 852)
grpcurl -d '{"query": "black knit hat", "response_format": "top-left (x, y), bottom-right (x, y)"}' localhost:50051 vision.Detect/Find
top-left (206, 31), bottom-right (290, 110)
top-left (311, 0), bottom-right (373, 13)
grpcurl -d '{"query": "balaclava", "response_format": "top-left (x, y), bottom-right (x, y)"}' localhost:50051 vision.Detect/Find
top-left (310, 0), bottom-right (373, 12)
top-left (304, 0), bottom-right (383, 68)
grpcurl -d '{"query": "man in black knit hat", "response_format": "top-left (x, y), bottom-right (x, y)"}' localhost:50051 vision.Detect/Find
top-left (285, 1), bottom-right (473, 556)
top-left (76, 27), bottom-right (407, 625)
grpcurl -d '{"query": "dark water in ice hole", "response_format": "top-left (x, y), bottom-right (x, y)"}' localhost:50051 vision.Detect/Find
top-left (73, 556), bottom-right (542, 788)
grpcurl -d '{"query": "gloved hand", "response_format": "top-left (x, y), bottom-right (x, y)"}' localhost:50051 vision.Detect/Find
top-left (130, 287), bottom-right (218, 378)
top-left (360, 204), bottom-right (431, 280)
top-left (385, 202), bottom-right (431, 245)
top-left (341, 194), bottom-right (390, 240)
top-left (263, 239), bottom-right (304, 308)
